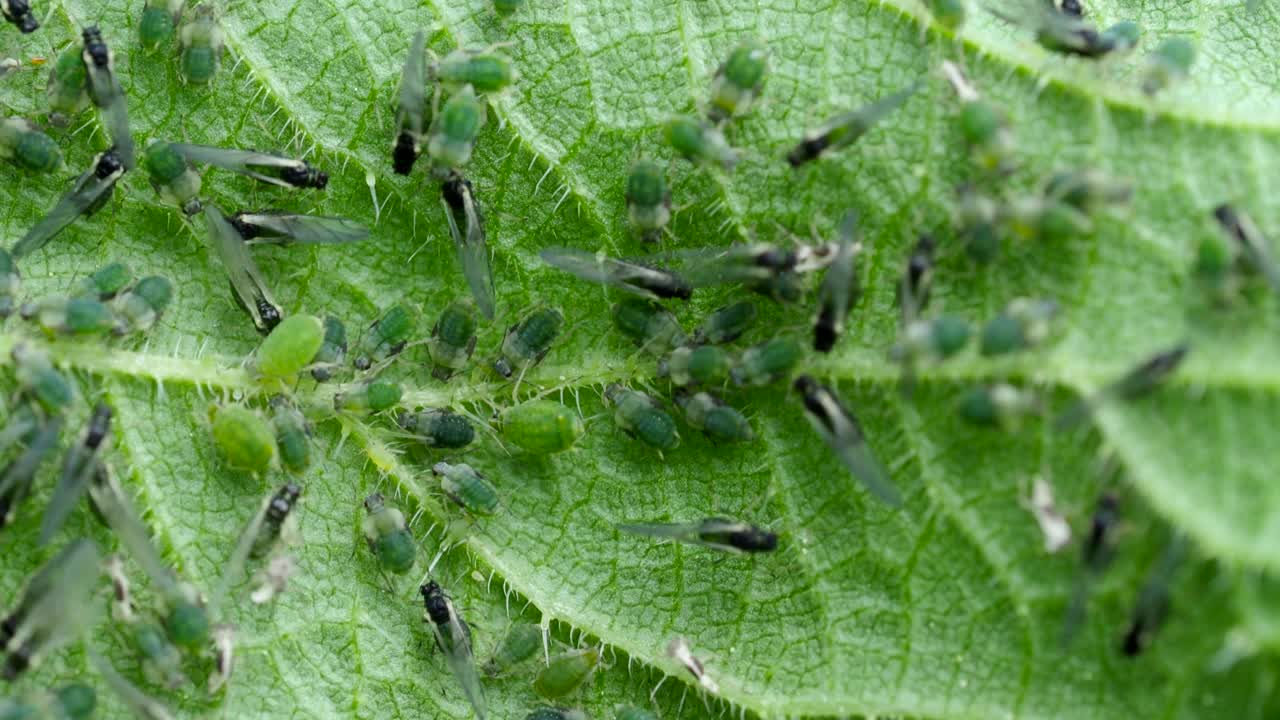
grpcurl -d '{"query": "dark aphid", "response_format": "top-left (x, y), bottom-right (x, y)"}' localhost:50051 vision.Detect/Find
top-left (139, 0), bottom-right (185, 50)
top-left (21, 295), bottom-right (116, 337)
top-left (178, 3), bottom-right (223, 85)
top-left (0, 248), bottom-right (19, 318)
top-left (990, 2), bottom-right (1136, 59)
top-left (420, 581), bottom-right (486, 718)
top-left (732, 336), bottom-right (802, 387)
top-left (1044, 169), bottom-right (1132, 213)
top-left (113, 276), bottom-right (174, 335)
top-left (1, 539), bottom-right (101, 680)
top-left (334, 378), bottom-right (403, 413)
top-left (617, 517), bottom-right (776, 554)
top-left (617, 707), bottom-right (657, 720)
top-left (310, 316), bottom-right (347, 382)
top-left (252, 482), bottom-right (302, 558)
top-left (46, 47), bottom-right (90, 117)
top-left (625, 160), bottom-right (672, 242)
top-left (143, 141), bottom-right (202, 215)
top-left (354, 303), bottom-right (417, 370)
top-left (230, 211), bottom-right (369, 246)
top-left (429, 300), bottom-right (479, 380)
top-left (171, 143), bottom-right (328, 189)
top-left (38, 403), bottom-right (111, 544)
top-left (1062, 492), bottom-right (1121, 646)
top-left (1059, 0), bottom-right (1083, 16)
top-left (612, 298), bottom-right (687, 356)
top-left (675, 391), bottom-right (754, 443)
top-left (81, 27), bottom-right (135, 169)
top-left (434, 48), bottom-right (518, 94)
top-left (394, 30), bottom-right (429, 175)
top-left (484, 623), bottom-right (541, 677)
top-left (658, 345), bottom-right (731, 388)
top-left (1, 0), bottom-right (38, 33)
top-left (534, 647), bottom-right (600, 699)
top-left (253, 314), bottom-right (324, 380)
top-left (0, 117), bottom-right (63, 173)
top-left (1143, 37), bottom-right (1195, 96)
top-left (501, 400), bottom-right (584, 455)
top-left (541, 247), bottom-right (692, 302)
top-left (11, 148), bottom-right (125, 259)
top-left (428, 85), bottom-right (486, 177)
top-left (899, 233), bottom-right (936, 323)
top-left (814, 213), bottom-right (862, 352)
top-left (397, 409), bottom-right (475, 449)
top-left (442, 176), bottom-right (496, 320)
top-left (202, 204), bottom-right (284, 334)
top-left (72, 261), bottom-right (131, 300)
top-left (787, 83), bottom-right (918, 166)
top-left (433, 461), bottom-right (498, 516)
top-left (493, 306), bottom-right (564, 378)
top-left (363, 493), bottom-right (416, 574)
top-left (11, 344), bottom-right (76, 415)
top-left (1212, 204), bottom-right (1280, 299)
top-left (1122, 532), bottom-right (1188, 657)
top-left (0, 417), bottom-right (62, 530)
top-left (926, 0), bottom-right (966, 29)
top-left (794, 375), bottom-right (900, 507)
top-left (957, 383), bottom-right (1039, 430)
top-left (980, 298), bottom-right (1059, 356)
top-left (695, 300), bottom-right (756, 345)
top-left (270, 397), bottom-right (312, 474)
top-left (210, 404), bottom-right (277, 474)
top-left (604, 384), bottom-right (680, 451)
top-left (708, 39), bottom-right (768, 122)
top-left (1056, 344), bottom-right (1189, 429)
top-left (663, 115), bottom-right (737, 171)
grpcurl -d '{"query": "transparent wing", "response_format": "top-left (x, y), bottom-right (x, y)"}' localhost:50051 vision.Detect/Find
top-left (170, 144), bottom-right (301, 188)
top-left (442, 187), bottom-right (496, 320)
top-left (651, 245), bottom-right (780, 288)
top-left (4, 539), bottom-right (100, 674)
top-left (0, 413), bottom-right (37, 457)
top-left (541, 247), bottom-right (682, 301)
top-left (398, 30), bottom-right (428, 137)
top-left (209, 494), bottom-right (271, 617)
top-left (12, 166), bottom-right (120, 258)
top-left (89, 648), bottom-right (175, 720)
top-left (0, 418), bottom-right (61, 513)
top-left (614, 520), bottom-right (744, 551)
top-left (238, 213), bottom-right (369, 245)
top-left (38, 425), bottom-right (104, 545)
top-left (815, 223), bottom-right (858, 348)
top-left (833, 435), bottom-right (902, 508)
top-left (203, 205), bottom-right (281, 333)
top-left (88, 463), bottom-right (181, 599)
top-left (435, 611), bottom-right (487, 720)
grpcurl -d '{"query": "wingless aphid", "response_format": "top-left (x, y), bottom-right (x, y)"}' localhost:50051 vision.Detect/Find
top-left (604, 384), bottom-right (680, 451)
top-left (113, 276), bottom-right (173, 335)
top-left (1, 539), bottom-right (101, 679)
top-left (428, 300), bottom-right (479, 380)
top-left (1056, 344), bottom-right (1189, 429)
top-left (663, 115), bottom-right (737, 171)
top-left (1212, 204), bottom-right (1280, 299)
top-left (71, 261), bottom-right (131, 300)
top-left (979, 298), bottom-right (1059, 356)
top-left (393, 30), bottom-right (429, 175)
top-left (333, 378), bottom-right (403, 413)
top-left (611, 298), bottom-right (687, 356)
top-left (420, 581), bottom-right (486, 719)
top-left (675, 391), bottom-right (754, 443)
top-left (433, 48), bottom-right (518, 94)
top-left (362, 493), bottom-right (416, 574)
top-left (46, 47), bottom-right (90, 118)
top-left (501, 400), bottom-right (584, 455)
top-left (81, 27), bottom-right (135, 169)
top-left (493, 306), bottom-right (564, 378)
top-left (252, 313), bottom-right (324, 381)
top-left (0, 417), bottom-right (62, 530)
top-left (1122, 532), bottom-right (1188, 657)
top-left (540, 247), bottom-right (692, 302)
top-left (354, 303), bottom-right (416, 370)
top-left (731, 336), bottom-right (802, 387)
top-left (310, 316), bottom-right (347, 382)
top-left (0, 684), bottom-right (96, 719)
top-left (618, 517), bottom-right (777, 553)
top-left (178, 3), bottom-right (223, 84)
top-left (442, 175), bottom-right (497, 319)
top-left (0, 118), bottom-right (62, 173)
top-left (269, 398), bottom-right (312, 474)
top-left (0, 248), bottom-right (18, 318)
top-left (1062, 492), bottom-right (1120, 646)
top-left (129, 622), bottom-right (186, 689)
top-left (433, 461), bottom-right (498, 516)
top-left (813, 213), bottom-right (862, 352)
top-left (659, 345), bottom-right (731, 388)
top-left (139, 0), bottom-right (185, 50)
top-left (926, 0), bottom-right (966, 29)
top-left (171, 143), bottom-right (328, 189)
top-left (428, 85), bottom-right (485, 178)
top-left (695, 300), bottom-right (756, 345)
top-left (957, 383), bottom-right (1039, 430)
top-left (203, 204), bottom-right (284, 334)
top-left (708, 39), bottom-right (767, 122)
top-left (1, 0), bottom-right (38, 33)
top-left (787, 83), bottom-right (918, 167)
top-left (396, 408), bottom-right (475, 449)
top-left (11, 344), bottom-right (76, 416)
top-left (484, 623), bottom-right (541, 677)
top-left (889, 314), bottom-right (970, 391)
top-left (625, 160), bottom-right (671, 242)
top-left (940, 60), bottom-right (1016, 175)
top-left (1143, 38), bottom-right (1195, 96)
top-left (21, 295), bottom-right (115, 337)
top-left (11, 148), bottom-right (125, 259)
top-left (794, 375), bottom-right (901, 507)
top-left (209, 404), bottom-right (276, 474)
top-left (535, 647), bottom-right (600, 700)
top-left (957, 185), bottom-right (1002, 262)
top-left (38, 402), bottom-right (111, 544)
top-left (231, 211), bottom-right (369, 246)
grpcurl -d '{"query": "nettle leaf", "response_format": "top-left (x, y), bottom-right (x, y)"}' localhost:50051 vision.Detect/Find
top-left (0, 0), bottom-right (1278, 718)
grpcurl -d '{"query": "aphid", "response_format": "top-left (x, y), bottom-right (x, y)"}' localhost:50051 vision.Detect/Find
top-left (1056, 344), bottom-right (1189, 429)
top-left (396, 408), bottom-right (475, 449)
top-left (794, 375), bottom-right (900, 507)
top-left (428, 85), bottom-right (486, 177)
top-left (979, 298), bottom-right (1059, 356)
top-left (695, 300), bottom-right (756, 345)
top-left (617, 517), bottom-right (775, 553)
top-left (493, 306), bottom-right (564, 378)
top-left (394, 30), bottom-right (429, 175)
top-left (604, 384), bottom-right (680, 451)
top-left (203, 204), bottom-right (283, 333)
top-left (956, 383), bottom-right (1039, 430)
top-left (442, 176), bottom-right (496, 320)
top-left (1143, 37), bottom-right (1195, 96)
top-left (925, 0), bottom-right (965, 29)
top-left (663, 116), bottom-right (737, 170)
top-left (433, 48), bottom-right (518, 94)
top-left (787, 83), bottom-right (918, 166)
top-left (171, 143), bottom-right (328, 189)
top-left (11, 344), bottom-right (76, 415)
top-left (534, 647), bottom-right (600, 699)
top-left (625, 160), bottom-right (672, 242)
top-left (890, 315), bottom-right (971, 391)
top-left (956, 185), bottom-right (1002, 262)
top-left (731, 336), bottom-right (802, 387)
top-left (209, 404), bottom-right (276, 474)
top-left (354, 303), bottom-right (416, 370)
top-left (1000, 193), bottom-right (1092, 244)
top-left (363, 494), bottom-right (416, 574)
top-left (1059, 0), bottom-right (1083, 16)
top-left (899, 233), bottom-right (936, 322)
top-left (493, 0), bottom-right (524, 13)
top-left (252, 314), bottom-right (324, 380)
top-left (230, 211), bottom-right (369, 245)
top-left (433, 461), bottom-right (498, 516)
top-left (667, 637), bottom-right (719, 695)
top-left (139, 0), bottom-right (185, 50)
top-left (1001, 4), bottom-right (1138, 58)
top-left (11, 148), bottom-right (125, 259)
top-left (81, 27), bottom-right (135, 169)
top-left (428, 300), bottom-right (479, 380)
top-left (658, 345), bottom-right (731, 388)
top-left (501, 400), bottom-right (584, 455)
top-left (270, 398), bottom-right (312, 474)
top-left (252, 482), bottom-right (302, 558)
top-left (1, 0), bottom-right (38, 33)
top-left (813, 213), bottom-right (862, 352)
top-left (0, 684), bottom-right (98, 719)
top-left (0, 417), bottom-right (62, 530)
top-left (130, 622), bottom-right (186, 688)
top-left (659, 243), bottom-right (800, 289)
top-left (540, 247), bottom-right (692, 302)
top-left (113, 276), bottom-right (174, 335)
top-left (1123, 533), bottom-right (1188, 657)
top-left (1044, 169), bottom-right (1132, 213)
top-left (140, 140), bottom-right (202, 215)
top-left (0, 117), bottom-right (63, 173)
top-left (484, 623), bottom-right (541, 677)
top-left (1025, 475), bottom-right (1071, 554)
top-left (0, 249), bottom-right (16, 318)
top-left (310, 316), bottom-right (348, 382)
top-left (1062, 492), bottom-right (1120, 645)
top-left (333, 378), bottom-right (403, 413)
top-left (178, 4), bottom-right (223, 84)
top-left (89, 649), bottom-right (176, 720)
top-left (956, 91), bottom-right (1015, 174)
top-left (525, 709), bottom-right (586, 720)
top-left (708, 39), bottom-right (768, 122)
top-left (21, 295), bottom-right (116, 337)
top-left (420, 581), bottom-right (486, 718)
top-left (208, 625), bottom-right (234, 693)
top-left (674, 391), bottom-right (754, 443)
top-left (611, 298), bottom-right (687, 356)
top-left (71, 261), bottom-right (131, 300)
top-left (1212, 204), bottom-right (1280, 298)
top-left (46, 47), bottom-right (90, 117)
top-left (1, 539), bottom-right (101, 679)
top-left (38, 403), bottom-right (111, 544)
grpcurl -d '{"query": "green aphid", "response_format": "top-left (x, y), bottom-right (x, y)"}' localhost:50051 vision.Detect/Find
top-left (534, 647), bottom-right (600, 699)
top-left (48, 684), bottom-right (97, 719)
top-left (0, 539), bottom-right (101, 680)
top-left (270, 398), bottom-right (312, 474)
top-left (310, 316), bottom-right (348, 382)
top-left (604, 384), bottom-right (680, 451)
top-left (616, 707), bottom-right (657, 720)
top-left (433, 461), bottom-right (498, 516)
top-left (980, 298), bottom-right (1059, 356)
top-left (787, 82), bottom-right (918, 166)
top-left (46, 47), bottom-right (91, 118)
top-left (708, 39), bottom-right (768, 122)
top-left (611, 298), bottom-right (687, 355)
top-left (0, 118), bottom-right (62, 173)
top-left (659, 345), bottom-right (730, 387)
top-left (333, 378), bottom-right (403, 413)
top-left (0, 416), bottom-right (62, 531)
top-left (38, 403), bottom-right (111, 545)
top-left (164, 598), bottom-right (209, 649)
top-left (695, 300), bottom-right (756, 345)
top-left (1194, 230), bottom-right (1237, 304)
top-left (21, 295), bottom-right (116, 337)
top-left (250, 481), bottom-right (302, 557)
top-left (1000, 195), bottom-right (1091, 244)
top-left (493, 306), bottom-right (564, 378)
top-left (178, 4), bottom-right (224, 84)
top-left (82, 27), bottom-right (135, 170)
top-left (113, 276), bottom-right (173, 335)
top-left (209, 404), bottom-right (276, 474)
top-left (139, 0), bottom-right (185, 50)
top-left (393, 30), bottom-right (430, 175)
top-left (1100, 20), bottom-right (1141, 54)
top-left (958, 100), bottom-right (1014, 173)
top-left (253, 314), bottom-right (324, 380)
top-left (11, 344), bottom-right (76, 415)
top-left (663, 116), bottom-right (737, 171)
top-left (396, 409), bottom-right (475, 449)
top-left (420, 581), bottom-right (485, 719)
top-left (428, 300), bottom-right (479, 381)
top-left (203, 204), bottom-right (284, 334)
top-left (362, 493), bottom-right (416, 574)
top-left (891, 315), bottom-right (970, 365)
top-left (131, 622), bottom-right (186, 689)
top-left (0, 248), bottom-right (19, 318)
top-left (12, 149), bottom-right (125, 259)
top-left (625, 160), bottom-right (671, 242)
top-left (501, 400), bottom-right (584, 454)
top-left (427, 85), bottom-right (486, 177)
top-left (957, 185), bottom-right (1002, 263)
top-left (1143, 37), bottom-right (1195, 96)
top-left (434, 49), bottom-right (519, 94)
top-left (675, 391), bottom-right (754, 443)
top-left (1044, 169), bottom-right (1131, 213)
top-left (484, 623), bottom-right (542, 677)
top-left (957, 383), bottom-right (1039, 430)
top-left (143, 141), bottom-right (202, 215)
top-left (1056, 344), bottom-right (1189, 429)
top-left (354, 303), bottom-right (417, 370)
top-left (731, 336), bottom-right (802, 387)
top-left (926, 0), bottom-right (966, 29)
top-left (493, 0), bottom-right (524, 13)
top-left (525, 710), bottom-right (586, 720)
top-left (71, 262), bottom-right (131, 300)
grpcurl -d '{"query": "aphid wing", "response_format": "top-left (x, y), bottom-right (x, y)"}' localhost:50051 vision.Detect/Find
top-left (204, 206), bottom-right (278, 332)
top-left (241, 214), bottom-right (369, 245)
top-left (616, 521), bottom-right (700, 542)
top-left (834, 438), bottom-right (902, 507)
top-left (0, 418), bottom-right (61, 503)
top-left (37, 435), bottom-right (99, 544)
top-left (12, 169), bottom-right (118, 258)
top-left (170, 144), bottom-right (295, 188)
top-left (458, 189), bottom-right (496, 320)
top-left (90, 649), bottom-right (176, 720)
top-left (398, 31), bottom-right (428, 136)
top-left (7, 540), bottom-right (100, 668)
top-left (541, 248), bottom-right (659, 301)
top-left (435, 612), bottom-right (487, 720)
top-left (88, 464), bottom-right (181, 598)
top-left (209, 496), bottom-right (272, 616)
top-left (100, 98), bottom-right (135, 170)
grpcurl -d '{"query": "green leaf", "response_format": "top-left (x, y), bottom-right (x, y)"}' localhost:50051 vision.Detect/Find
top-left (1, 0), bottom-right (1278, 718)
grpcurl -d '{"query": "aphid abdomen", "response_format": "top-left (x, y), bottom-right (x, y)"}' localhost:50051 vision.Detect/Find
top-left (484, 622), bottom-right (542, 676)
top-left (501, 400), bottom-right (584, 454)
top-left (533, 648), bottom-right (600, 699)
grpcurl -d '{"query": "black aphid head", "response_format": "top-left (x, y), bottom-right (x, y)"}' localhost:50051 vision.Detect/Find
top-left (441, 175), bottom-right (471, 211)
top-left (729, 526), bottom-right (778, 553)
top-left (813, 319), bottom-right (837, 353)
top-left (82, 27), bottom-right (109, 66)
top-left (2, 648), bottom-right (29, 680)
top-left (787, 137), bottom-right (827, 167)
top-left (282, 164), bottom-right (327, 189)
top-left (268, 482), bottom-right (302, 520)
top-left (420, 581), bottom-right (450, 623)
top-left (258, 300), bottom-right (282, 332)
top-left (85, 403), bottom-right (113, 448)
top-left (1060, 0), bottom-right (1083, 16)
top-left (792, 374), bottom-right (817, 397)
top-left (392, 133), bottom-right (419, 175)
top-left (96, 150), bottom-right (124, 178)
top-left (1121, 618), bottom-right (1146, 657)
top-left (229, 214), bottom-right (261, 240)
